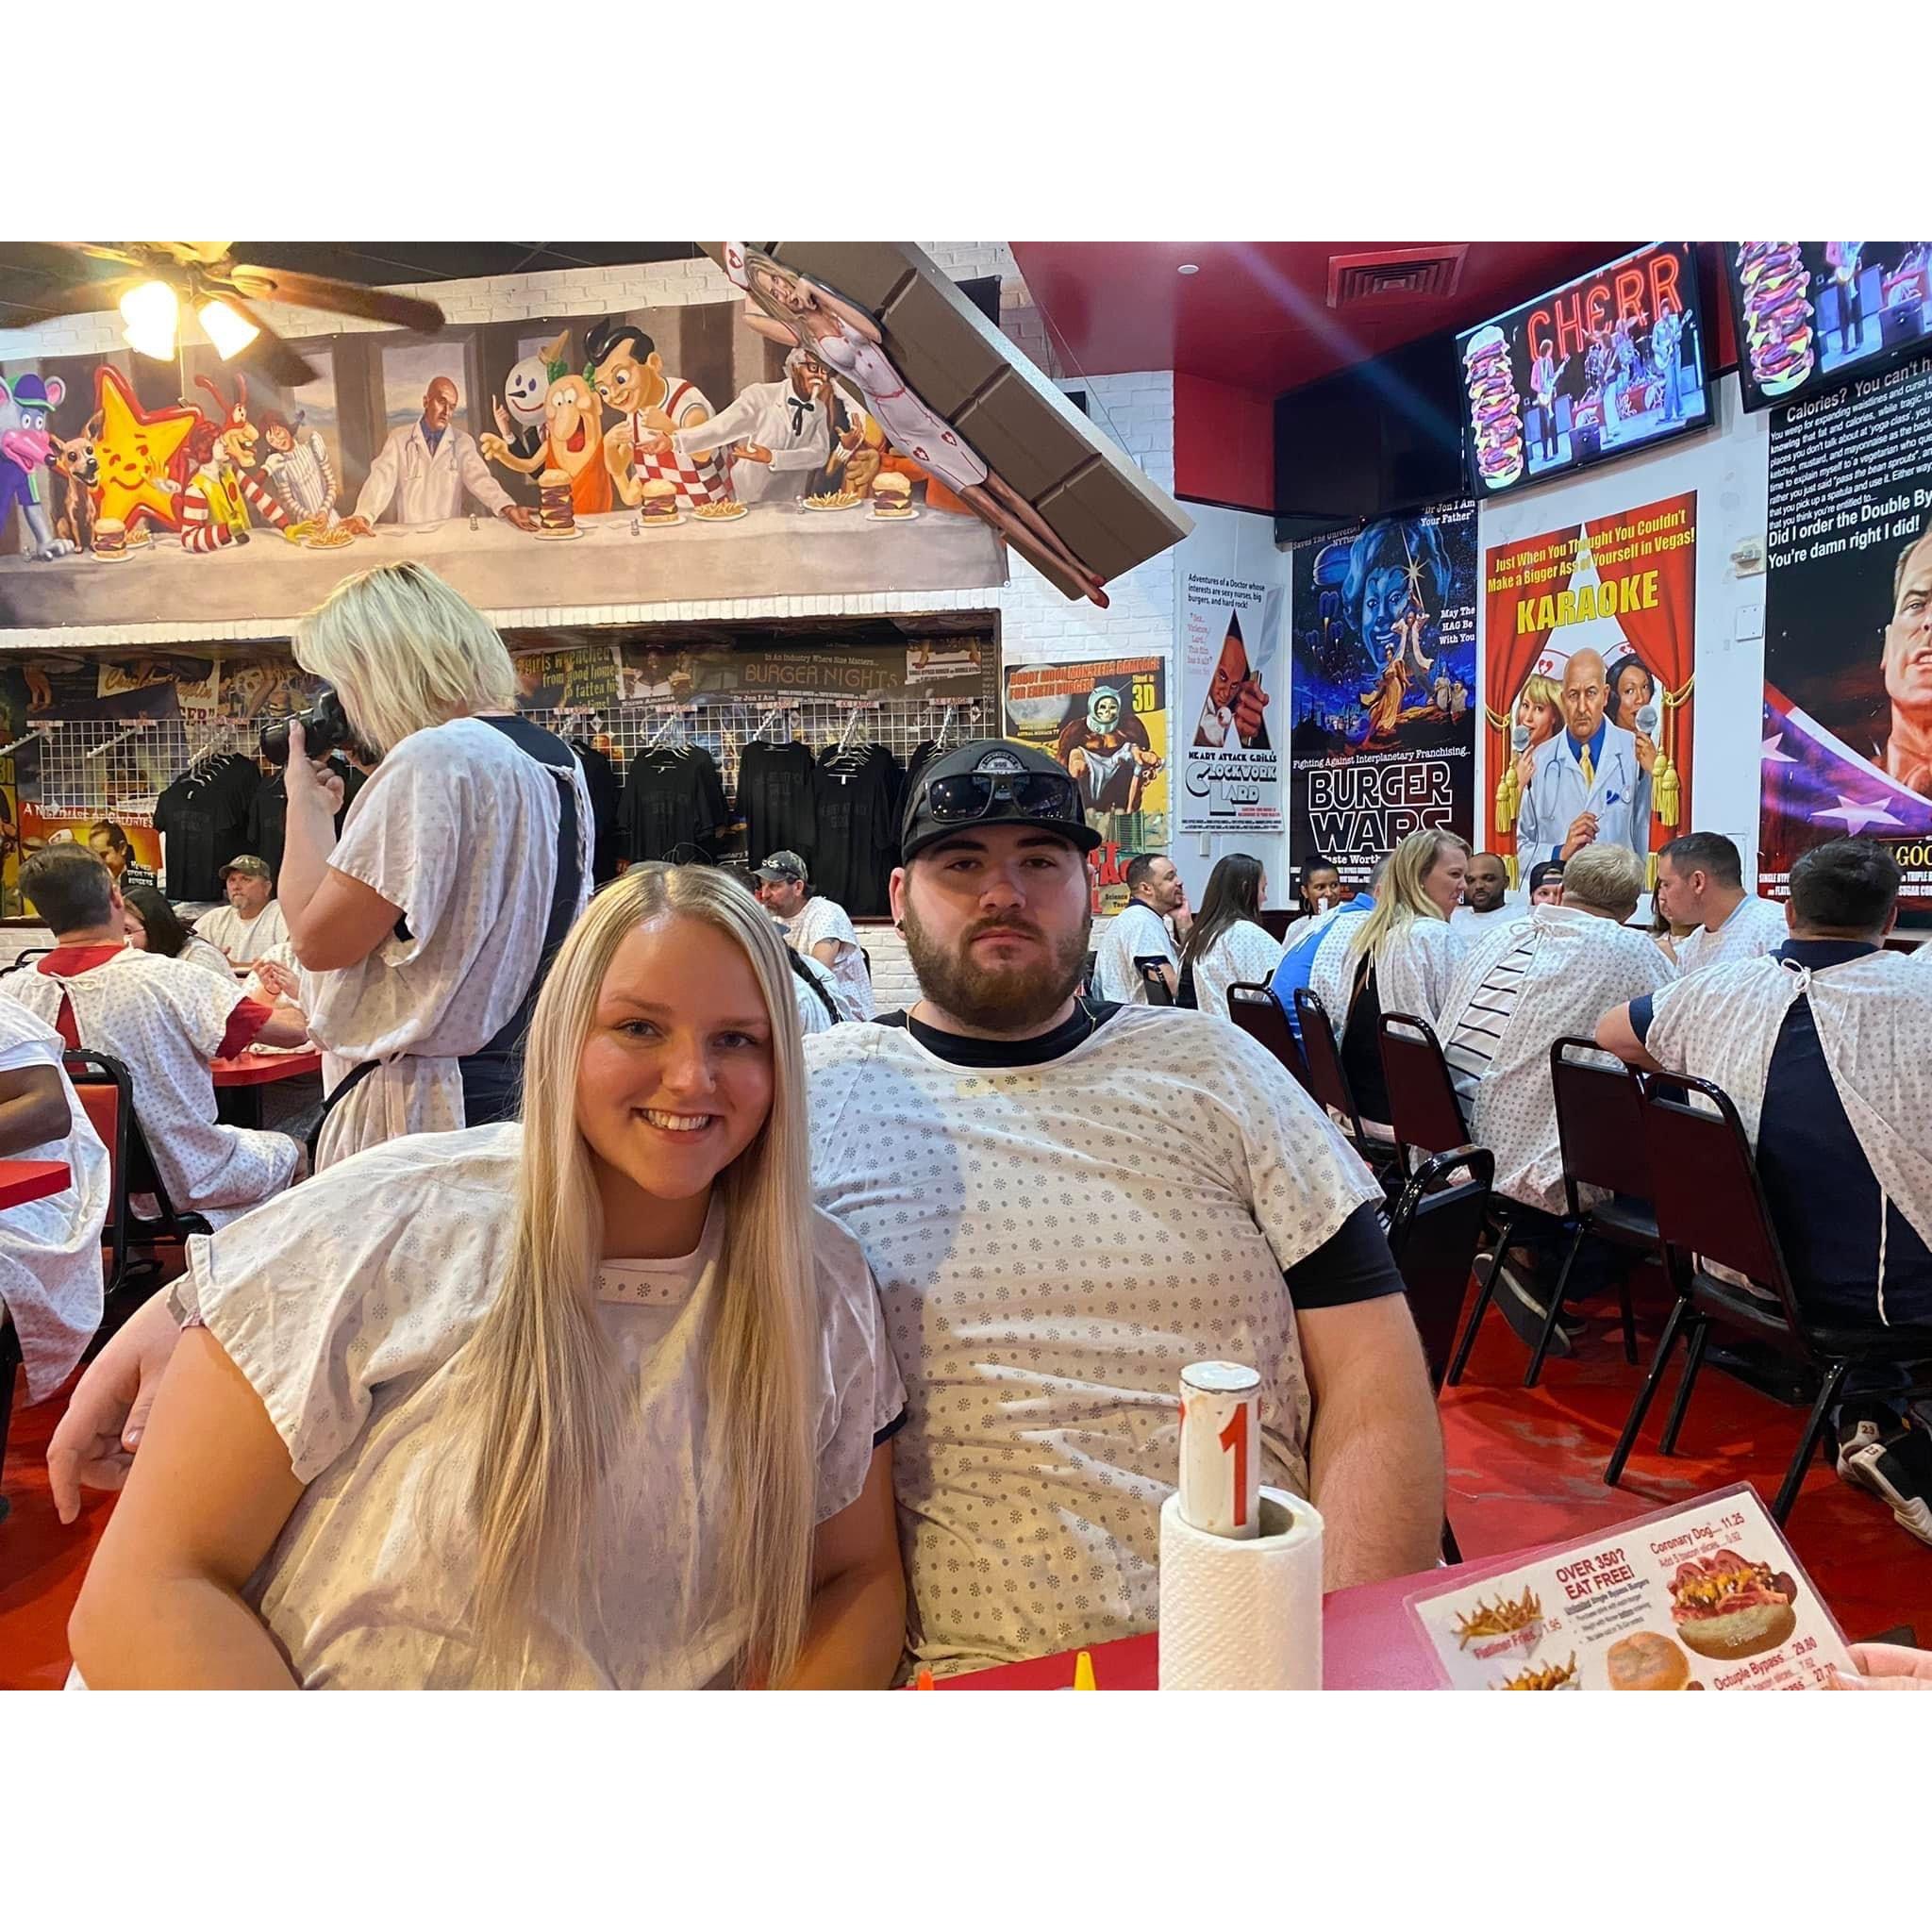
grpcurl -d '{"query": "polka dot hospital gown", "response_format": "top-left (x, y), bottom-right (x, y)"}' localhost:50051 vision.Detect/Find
top-left (805, 1008), bottom-right (1383, 1676)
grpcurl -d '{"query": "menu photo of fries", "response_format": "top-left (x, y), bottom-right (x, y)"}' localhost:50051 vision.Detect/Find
top-left (1452, 1586), bottom-right (1544, 1655)
top-left (1492, 1653), bottom-right (1579, 1691)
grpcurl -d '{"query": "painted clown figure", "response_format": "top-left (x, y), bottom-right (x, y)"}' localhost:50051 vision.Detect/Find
top-left (179, 375), bottom-right (287, 553)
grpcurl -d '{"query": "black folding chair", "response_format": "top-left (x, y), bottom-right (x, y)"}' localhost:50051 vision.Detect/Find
top-left (1080, 951), bottom-right (1098, 998)
top-left (62, 1049), bottom-right (139, 1306)
top-left (1136, 957), bottom-right (1175, 1007)
top-left (1292, 987), bottom-right (1377, 1159)
top-left (1605, 1072), bottom-right (1932, 1525)
top-left (1385, 1143), bottom-right (1495, 1565)
top-left (1225, 983), bottom-right (1312, 1091)
top-left (1376, 1014), bottom-right (1472, 1175)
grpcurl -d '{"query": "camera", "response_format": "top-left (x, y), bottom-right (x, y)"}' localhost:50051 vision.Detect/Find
top-left (259, 688), bottom-right (356, 768)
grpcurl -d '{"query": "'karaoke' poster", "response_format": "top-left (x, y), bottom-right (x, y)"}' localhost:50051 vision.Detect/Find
top-left (1759, 352), bottom-right (1932, 911)
top-left (1481, 490), bottom-right (1696, 884)
top-left (1288, 502), bottom-right (1476, 891)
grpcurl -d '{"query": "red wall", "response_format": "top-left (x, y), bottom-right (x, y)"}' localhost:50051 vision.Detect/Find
top-left (1174, 373), bottom-right (1275, 512)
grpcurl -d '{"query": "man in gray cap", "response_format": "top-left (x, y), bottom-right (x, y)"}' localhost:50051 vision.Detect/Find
top-left (192, 855), bottom-right (289, 973)
top-left (754, 848), bottom-right (874, 1020)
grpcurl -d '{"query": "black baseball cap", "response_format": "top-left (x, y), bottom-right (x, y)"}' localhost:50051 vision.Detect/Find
top-left (900, 739), bottom-right (1102, 864)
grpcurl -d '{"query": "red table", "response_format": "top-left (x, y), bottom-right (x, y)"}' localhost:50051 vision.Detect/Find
top-left (211, 1050), bottom-right (324, 1130)
top-left (934, 1540), bottom-right (1565, 1690)
top-left (0, 1159), bottom-right (71, 1209)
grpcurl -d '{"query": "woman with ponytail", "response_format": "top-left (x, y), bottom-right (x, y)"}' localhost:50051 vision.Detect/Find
top-left (65, 865), bottom-right (907, 1689)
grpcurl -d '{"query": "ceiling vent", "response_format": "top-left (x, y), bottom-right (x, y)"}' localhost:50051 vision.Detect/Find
top-left (1326, 245), bottom-right (1468, 309)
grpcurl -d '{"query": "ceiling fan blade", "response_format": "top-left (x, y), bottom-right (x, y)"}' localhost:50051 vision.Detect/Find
top-left (228, 263), bottom-right (444, 333)
top-left (14, 275), bottom-right (134, 322)
top-left (222, 301), bottom-right (317, 389)
top-left (61, 242), bottom-right (143, 270)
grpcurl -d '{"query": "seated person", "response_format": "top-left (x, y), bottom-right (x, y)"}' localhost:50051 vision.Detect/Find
top-left (0, 999), bottom-right (110, 1409)
top-left (122, 883), bottom-right (236, 982)
top-left (192, 856), bottom-right (291, 974)
top-left (1526, 859), bottom-right (1566, 907)
top-left (1093, 852), bottom-right (1187, 1004)
top-left (1307, 829), bottom-right (1468, 1129)
top-left (1451, 851), bottom-right (1514, 935)
top-left (8, 848), bottom-right (308, 1229)
top-left (1597, 839), bottom-right (1932, 1545)
top-left (1654, 831), bottom-right (1790, 974)
top-left (1437, 843), bottom-right (1675, 1353)
top-left (58, 865), bottom-right (904, 1688)
top-left (1271, 861), bottom-right (1378, 1045)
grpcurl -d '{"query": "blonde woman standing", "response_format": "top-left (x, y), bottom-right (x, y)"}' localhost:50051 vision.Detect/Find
top-left (62, 866), bottom-right (907, 1690)
top-left (275, 561), bottom-right (593, 1167)
top-left (1308, 827), bottom-right (1470, 1128)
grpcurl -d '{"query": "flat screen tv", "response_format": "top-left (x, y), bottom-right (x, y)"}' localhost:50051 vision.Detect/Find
top-left (1725, 242), bottom-right (1932, 410)
top-left (1454, 242), bottom-right (1710, 498)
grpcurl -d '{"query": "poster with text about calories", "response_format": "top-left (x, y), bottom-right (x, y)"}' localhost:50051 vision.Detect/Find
top-left (1481, 491), bottom-right (1696, 883)
top-left (1289, 502), bottom-right (1476, 891)
top-left (1759, 353), bottom-right (1932, 913)
top-left (1407, 1486), bottom-right (1855, 1691)
top-left (1178, 573), bottom-right (1282, 834)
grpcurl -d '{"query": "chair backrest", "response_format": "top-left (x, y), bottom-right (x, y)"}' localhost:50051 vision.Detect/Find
top-left (1256, 909), bottom-right (1293, 944)
top-left (1137, 958), bottom-right (1174, 1007)
top-left (1386, 1145), bottom-right (1496, 1393)
top-left (61, 1048), bottom-right (130, 1298)
top-left (1633, 1071), bottom-right (1807, 1341)
top-left (1549, 1038), bottom-right (1652, 1210)
top-left (1377, 1014), bottom-right (1470, 1168)
top-left (1225, 982), bottom-right (1312, 1091)
top-left (859, 946), bottom-right (872, 981)
top-left (1292, 987), bottom-right (1367, 1145)
top-left (1081, 951), bottom-right (1098, 997)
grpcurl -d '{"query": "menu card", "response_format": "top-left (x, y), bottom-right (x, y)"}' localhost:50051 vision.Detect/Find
top-left (1407, 1484), bottom-right (1857, 1691)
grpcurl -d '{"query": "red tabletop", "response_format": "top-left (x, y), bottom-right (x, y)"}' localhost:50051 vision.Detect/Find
top-left (0, 1159), bottom-right (73, 1209)
top-left (933, 1538), bottom-right (1568, 1690)
top-left (210, 1049), bottom-right (324, 1088)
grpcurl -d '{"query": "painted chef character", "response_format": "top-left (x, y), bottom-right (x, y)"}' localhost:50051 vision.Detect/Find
top-left (1515, 644), bottom-right (1653, 868)
top-left (586, 319), bottom-right (730, 510)
top-left (639, 347), bottom-right (834, 508)
top-left (341, 378), bottom-right (536, 533)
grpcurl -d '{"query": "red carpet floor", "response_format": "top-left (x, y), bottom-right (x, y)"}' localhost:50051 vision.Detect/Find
top-left (4, 1274), bottom-right (1926, 1688)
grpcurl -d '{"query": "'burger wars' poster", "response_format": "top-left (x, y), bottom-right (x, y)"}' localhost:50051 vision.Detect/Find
top-left (1759, 352), bottom-right (1932, 911)
top-left (1287, 502), bottom-right (1477, 891)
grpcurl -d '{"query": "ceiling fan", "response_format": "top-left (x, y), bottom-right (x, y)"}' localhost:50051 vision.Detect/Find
top-left (19, 242), bottom-right (446, 389)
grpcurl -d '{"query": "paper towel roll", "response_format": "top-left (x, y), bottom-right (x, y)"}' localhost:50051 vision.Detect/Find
top-left (1158, 1486), bottom-right (1323, 1690)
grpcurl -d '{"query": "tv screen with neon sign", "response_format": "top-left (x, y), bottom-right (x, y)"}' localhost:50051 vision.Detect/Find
top-left (1454, 243), bottom-right (1711, 498)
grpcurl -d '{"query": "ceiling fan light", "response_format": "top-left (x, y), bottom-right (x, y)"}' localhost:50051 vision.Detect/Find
top-left (198, 297), bottom-right (259, 361)
top-left (119, 279), bottom-right (179, 360)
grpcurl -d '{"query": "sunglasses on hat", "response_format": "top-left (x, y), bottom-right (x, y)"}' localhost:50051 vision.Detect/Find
top-left (922, 768), bottom-right (1084, 826)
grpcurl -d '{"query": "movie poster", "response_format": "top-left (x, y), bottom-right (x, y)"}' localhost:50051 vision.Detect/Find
top-left (1759, 353), bottom-right (1932, 909)
top-left (513, 644), bottom-right (624, 714)
top-left (1289, 502), bottom-right (1477, 890)
top-left (1178, 570), bottom-right (1284, 834)
top-left (0, 294), bottom-right (1006, 638)
top-left (1002, 656), bottom-right (1169, 913)
top-left (1482, 489), bottom-right (1696, 883)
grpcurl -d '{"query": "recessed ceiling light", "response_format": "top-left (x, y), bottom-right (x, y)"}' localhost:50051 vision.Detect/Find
top-left (1176, 262), bottom-right (1200, 275)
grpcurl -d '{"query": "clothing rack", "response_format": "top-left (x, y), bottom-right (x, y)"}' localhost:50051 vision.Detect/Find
top-left (28, 715), bottom-right (259, 815)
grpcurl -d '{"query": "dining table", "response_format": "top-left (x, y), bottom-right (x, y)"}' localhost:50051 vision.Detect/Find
top-left (211, 1048), bottom-right (325, 1130)
top-left (0, 1159), bottom-right (72, 1210)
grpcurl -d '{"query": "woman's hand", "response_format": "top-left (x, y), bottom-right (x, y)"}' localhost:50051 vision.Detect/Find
top-left (1829, 1642), bottom-right (1932, 1690)
top-left (46, 1289), bottom-right (185, 1523)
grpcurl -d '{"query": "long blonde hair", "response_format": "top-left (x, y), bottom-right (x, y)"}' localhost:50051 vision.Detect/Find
top-left (294, 560), bottom-right (517, 755)
top-left (1349, 828), bottom-right (1468, 964)
top-left (458, 864), bottom-right (818, 1685)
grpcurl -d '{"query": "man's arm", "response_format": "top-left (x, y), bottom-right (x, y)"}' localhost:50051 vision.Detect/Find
top-left (1595, 997), bottom-right (1662, 1072)
top-left (810, 940), bottom-right (842, 971)
top-left (351, 430), bottom-right (400, 524)
top-left (0, 1061), bottom-right (72, 1156)
top-left (1298, 1291), bottom-right (1444, 1589)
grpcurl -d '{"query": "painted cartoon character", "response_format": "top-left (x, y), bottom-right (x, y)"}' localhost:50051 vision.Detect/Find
top-left (480, 366), bottom-right (613, 515)
top-left (0, 374), bottom-right (75, 560)
top-left (1056, 684), bottom-right (1162, 813)
top-left (492, 331), bottom-right (569, 466)
top-left (48, 414), bottom-right (102, 554)
top-left (178, 374), bottom-right (287, 552)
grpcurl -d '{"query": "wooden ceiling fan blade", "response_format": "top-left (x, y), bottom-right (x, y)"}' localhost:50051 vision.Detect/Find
top-left (229, 263), bottom-right (444, 333)
top-left (16, 275), bottom-right (134, 322)
top-left (221, 302), bottom-right (317, 389)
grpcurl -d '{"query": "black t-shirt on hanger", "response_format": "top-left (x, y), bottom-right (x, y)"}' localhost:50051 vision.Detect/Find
top-left (811, 741), bottom-right (901, 918)
top-left (247, 757), bottom-right (365, 887)
top-left (739, 740), bottom-right (819, 873)
top-left (570, 741), bottom-right (623, 883)
top-left (154, 754), bottom-right (261, 902)
top-left (619, 746), bottom-right (729, 863)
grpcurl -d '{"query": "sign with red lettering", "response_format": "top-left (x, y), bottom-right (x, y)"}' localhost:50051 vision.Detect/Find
top-left (1456, 244), bottom-right (1711, 498)
top-left (1406, 1486), bottom-right (1856, 1691)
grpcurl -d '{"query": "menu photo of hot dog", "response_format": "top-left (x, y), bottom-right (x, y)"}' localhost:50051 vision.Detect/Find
top-left (1406, 1484), bottom-right (1857, 1691)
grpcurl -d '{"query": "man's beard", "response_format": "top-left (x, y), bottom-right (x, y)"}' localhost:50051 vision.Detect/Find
top-left (901, 899), bottom-right (1091, 1034)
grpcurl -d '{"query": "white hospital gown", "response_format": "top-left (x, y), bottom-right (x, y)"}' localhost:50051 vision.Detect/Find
top-left (1436, 906), bottom-right (1675, 1214)
top-left (183, 1124), bottom-right (904, 1689)
top-left (787, 896), bottom-right (874, 1020)
top-left (304, 717), bottom-right (592, 1168)
top-left (1309, 911), bottom-right (1465, 1031)
top-left (1092, 901), bottom-right (1178, 1005)
top-left (5, 950), bottom-right (297, 1229)
top-left (805, 1008), bottom-right (1383, 1675)
top-left (0, 999), bottom-right (110, 1399)
top-left (1673, 893), bottom-right (1790, 975)
top-left (1189, 918), bottom-right (1286, 1022)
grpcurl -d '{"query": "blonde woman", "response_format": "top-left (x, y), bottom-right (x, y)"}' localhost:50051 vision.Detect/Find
top-left (1512, 669), bottom-right (1563, 791)
top-left (275, 561), bottom-right (593, 1167)
top-left (62, 865), bottom-right (907, 1690)
top-left (1308, 828), bottom-right (1470, 1129)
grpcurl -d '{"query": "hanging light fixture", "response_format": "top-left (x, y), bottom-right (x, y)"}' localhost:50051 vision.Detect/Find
top-left (198, 296), bottom-right (259, 361)
top-left (118, 279), bottom-right (180, 360)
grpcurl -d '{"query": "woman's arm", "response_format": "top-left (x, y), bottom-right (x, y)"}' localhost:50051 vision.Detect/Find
top-left (741, 307), bottom-right (802, 349)
top-left (67, 1326), bottom-right (307, 1688)
top-left (774, 1441), bottom-right (905, 1690)
top-left (275, 719), bottom-right (402, 973)
top-left (0, 1062), bottom-right (72, 1156)
top-left (803, 281), bottom-right (884, 345)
